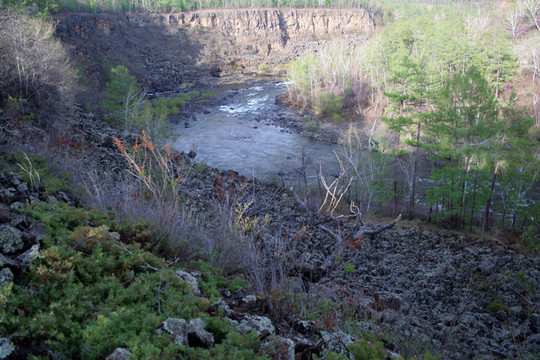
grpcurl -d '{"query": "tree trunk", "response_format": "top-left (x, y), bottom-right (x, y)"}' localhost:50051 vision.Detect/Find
top-left (408, 120), bottom-right (421, 219)
top-left (469, 170), bottom-right (478, 231)
top-left (483, 163), bottom-right (499, 232)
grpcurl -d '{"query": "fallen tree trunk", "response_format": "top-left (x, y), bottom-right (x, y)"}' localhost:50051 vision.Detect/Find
top-left (292, 197), bottom-right (401, 283)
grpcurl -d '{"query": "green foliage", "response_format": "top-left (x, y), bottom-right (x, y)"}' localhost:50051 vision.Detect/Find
top-left (100, 65), bottom-right (203, 143)
top-left (317, 92), bottom-right (343, 121)
top-left (2, 200), bottom-right (262, 359)
top-left (368, 6), bottom-right (515, 96)
top-left (485, 298), bottom-right (510, 313)
top-left (286, 53), bottom-right (319, 107)
top-left (153, 96), bottom-right (186, 116)
top-left (423, 67), bottom-right (502, 228)
top-left (189, 259), bottom-right (246, 298)
top-left (258, 63), bottom-right (270, 72)
top-left (100, 65), bottom-right (141, 130)
top-left (304, 120), bottom-right (318, 133)
top-left (516, 271), bottom-right (537, 298)
top-left (102, 58), bottom-right (112, 81)
top-left (183, 330), bottom-right (268, 360)
top-left (76, 63), bottom-right (90, 101)
top-left (419, 352), bottom-right (442, 360)
top-left (344, 262), bottom-right (356, 273)
top-left (201, 91), bottom-right (215, 100)
top-left (1, 151), bottom-right (72, 195)
top-left (348, 334), bottom-right (386, 360)
top-left (317, 351), bottom-right (350, 360)
top-left (0, 0), bottom-right (383, 16)
top-left (521, 227), bottom-right (540, 253)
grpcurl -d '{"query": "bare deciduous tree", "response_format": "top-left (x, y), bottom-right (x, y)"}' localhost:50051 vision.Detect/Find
top-left (515, 32), bottom-right (540, 85)
top-left (505, 9), bottom-right (522, 37)
top-left (0, 11), bottom-right (77, 116)
top-left (293, 152), bottom-right (400, 283)
top-left (522, 0), bottom-right (540, 30)
top-left (339, 122), bottom-right (391, 214)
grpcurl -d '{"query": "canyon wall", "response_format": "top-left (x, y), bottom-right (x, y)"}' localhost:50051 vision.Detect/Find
top-left (55, 8), bottom-right (378, 91)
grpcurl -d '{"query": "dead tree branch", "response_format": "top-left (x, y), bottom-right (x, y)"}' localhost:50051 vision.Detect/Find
top-left (292, 195), bottom-right (402, 283)
top-left (319, 151), bottom-right (354, 217)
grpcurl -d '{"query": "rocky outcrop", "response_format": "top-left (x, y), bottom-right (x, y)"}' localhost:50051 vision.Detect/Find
top-left (54, 9), bottom-right (377, 91)
top-left (175, 269), bottom-right (202, 296)
top-left (159, 317), bottom-right (214, 348)
top-left (0, 338), bottom-right (15, 360)
top-left (105, 348), bottom-right (132, 360)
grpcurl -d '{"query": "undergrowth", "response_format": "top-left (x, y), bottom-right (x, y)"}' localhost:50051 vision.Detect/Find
top-left (0, 200), bottom-right (263, 359)
top-left (0, 150), bottom-right (74, 195)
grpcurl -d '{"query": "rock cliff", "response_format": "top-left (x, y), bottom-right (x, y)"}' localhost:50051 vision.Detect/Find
top-left (54, 8), bottom-right (377, 91)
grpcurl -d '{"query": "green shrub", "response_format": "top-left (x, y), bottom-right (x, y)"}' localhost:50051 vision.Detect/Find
top-left (1, 151), bottom-right (72, 195)
top-left (344, 263), bottom-right (356, 273)
top-left (152, 96), bottom-right (188, 116)
top-left (485, 297), bottom-right (510, 313)
top-left (258, 63), bottom-right (270, 72)
top-left (318, 352), bottom-right (350, 360)
top-left (317, 92), bottom-right (343, 121)
top-left (201, 91), bottom-right (215, 100)
top-left (189, 259), bottom-right (245, 300)
top-left (522, 227), bottom-right (540, 253)
top-left (304, 121), bottom-right (318, 133)
top-left (347, 334), bottom-right (386, 360)
top-left (1, 202), bottom-right (208, 358)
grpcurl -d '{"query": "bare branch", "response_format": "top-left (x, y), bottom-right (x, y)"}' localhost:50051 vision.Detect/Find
top-left (353, 214), bottom-right (402, 239)
top-left (505, 9), bottom-right (522, 37)
top-left (319, 151), bottom-right (354, 216)
top-left (292, 188), bottom-right (312, 216)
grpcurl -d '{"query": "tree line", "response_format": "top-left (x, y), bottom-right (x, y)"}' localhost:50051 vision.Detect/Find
top-left (285, 3), bottom-right (540, 237)
top-left (1, 0), bottom-right (386, 15)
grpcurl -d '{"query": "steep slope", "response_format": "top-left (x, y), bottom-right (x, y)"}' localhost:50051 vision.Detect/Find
top-left (54, 8), bottom-right (377, 91)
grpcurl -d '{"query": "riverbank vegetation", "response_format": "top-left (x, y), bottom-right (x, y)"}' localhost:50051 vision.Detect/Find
top-left (285, 1), bottom-right (540, 238)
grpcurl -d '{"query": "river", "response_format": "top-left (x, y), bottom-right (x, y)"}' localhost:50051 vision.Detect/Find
top-left (171, 78), bottom-right (337, 185)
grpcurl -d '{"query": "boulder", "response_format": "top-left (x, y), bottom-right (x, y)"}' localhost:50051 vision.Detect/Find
top-left (211, 298), bottom-right (234, 317)
top-left (186, 318), bottom-right (214, 348)
top-left (0, 224), bottom-right (23, 254)
top-left (0, 254), bottom-right (15, 268)
top-left (17, 244), bottom-right (40, 268)
top-left (159, 318), bottom-right (187, 346)
top-left (262, 336), bottom-right (295, 360)
top-left (0, 268), bottom-right (13, 286)
top-left (0, 338), bottom-right (15, 360)
top-left (159, 318), bottom-right (214, 348)
top-left (319, 331), bottom-right (354, 360)
top-left (175, 270), bottom-right (201, 296)
top-left (105, 347), bottom-right (132, 360)
top-left (236, 315), bottom-right (275, 338)
top-left (530, 314), bottom-right (540, 334)
top-left (526, 333), bottom-right (540, 354)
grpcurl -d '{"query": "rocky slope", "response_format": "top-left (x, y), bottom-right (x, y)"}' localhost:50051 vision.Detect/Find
top-left (1, 9), bottom-right (533, 359)
top-left (54, 8), bottom-right (377, 91)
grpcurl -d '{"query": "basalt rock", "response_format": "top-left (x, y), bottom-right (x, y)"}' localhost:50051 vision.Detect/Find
top-left (0, 224), bottom-right (23, 254)
top-left (54, 9), bottom-right (378, 92)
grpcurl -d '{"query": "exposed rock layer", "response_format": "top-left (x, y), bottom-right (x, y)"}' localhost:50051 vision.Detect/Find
top-left (54, 8), bottom-right (377, 91)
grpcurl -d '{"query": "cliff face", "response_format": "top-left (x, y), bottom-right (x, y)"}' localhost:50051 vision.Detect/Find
top-left (55, 8), bottom-right (377, 91)
top-left (164, 8), bottom-right (375, 57)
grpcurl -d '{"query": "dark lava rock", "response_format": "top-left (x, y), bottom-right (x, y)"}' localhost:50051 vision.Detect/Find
top-left (0, 224), bottom-right (23, 254)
